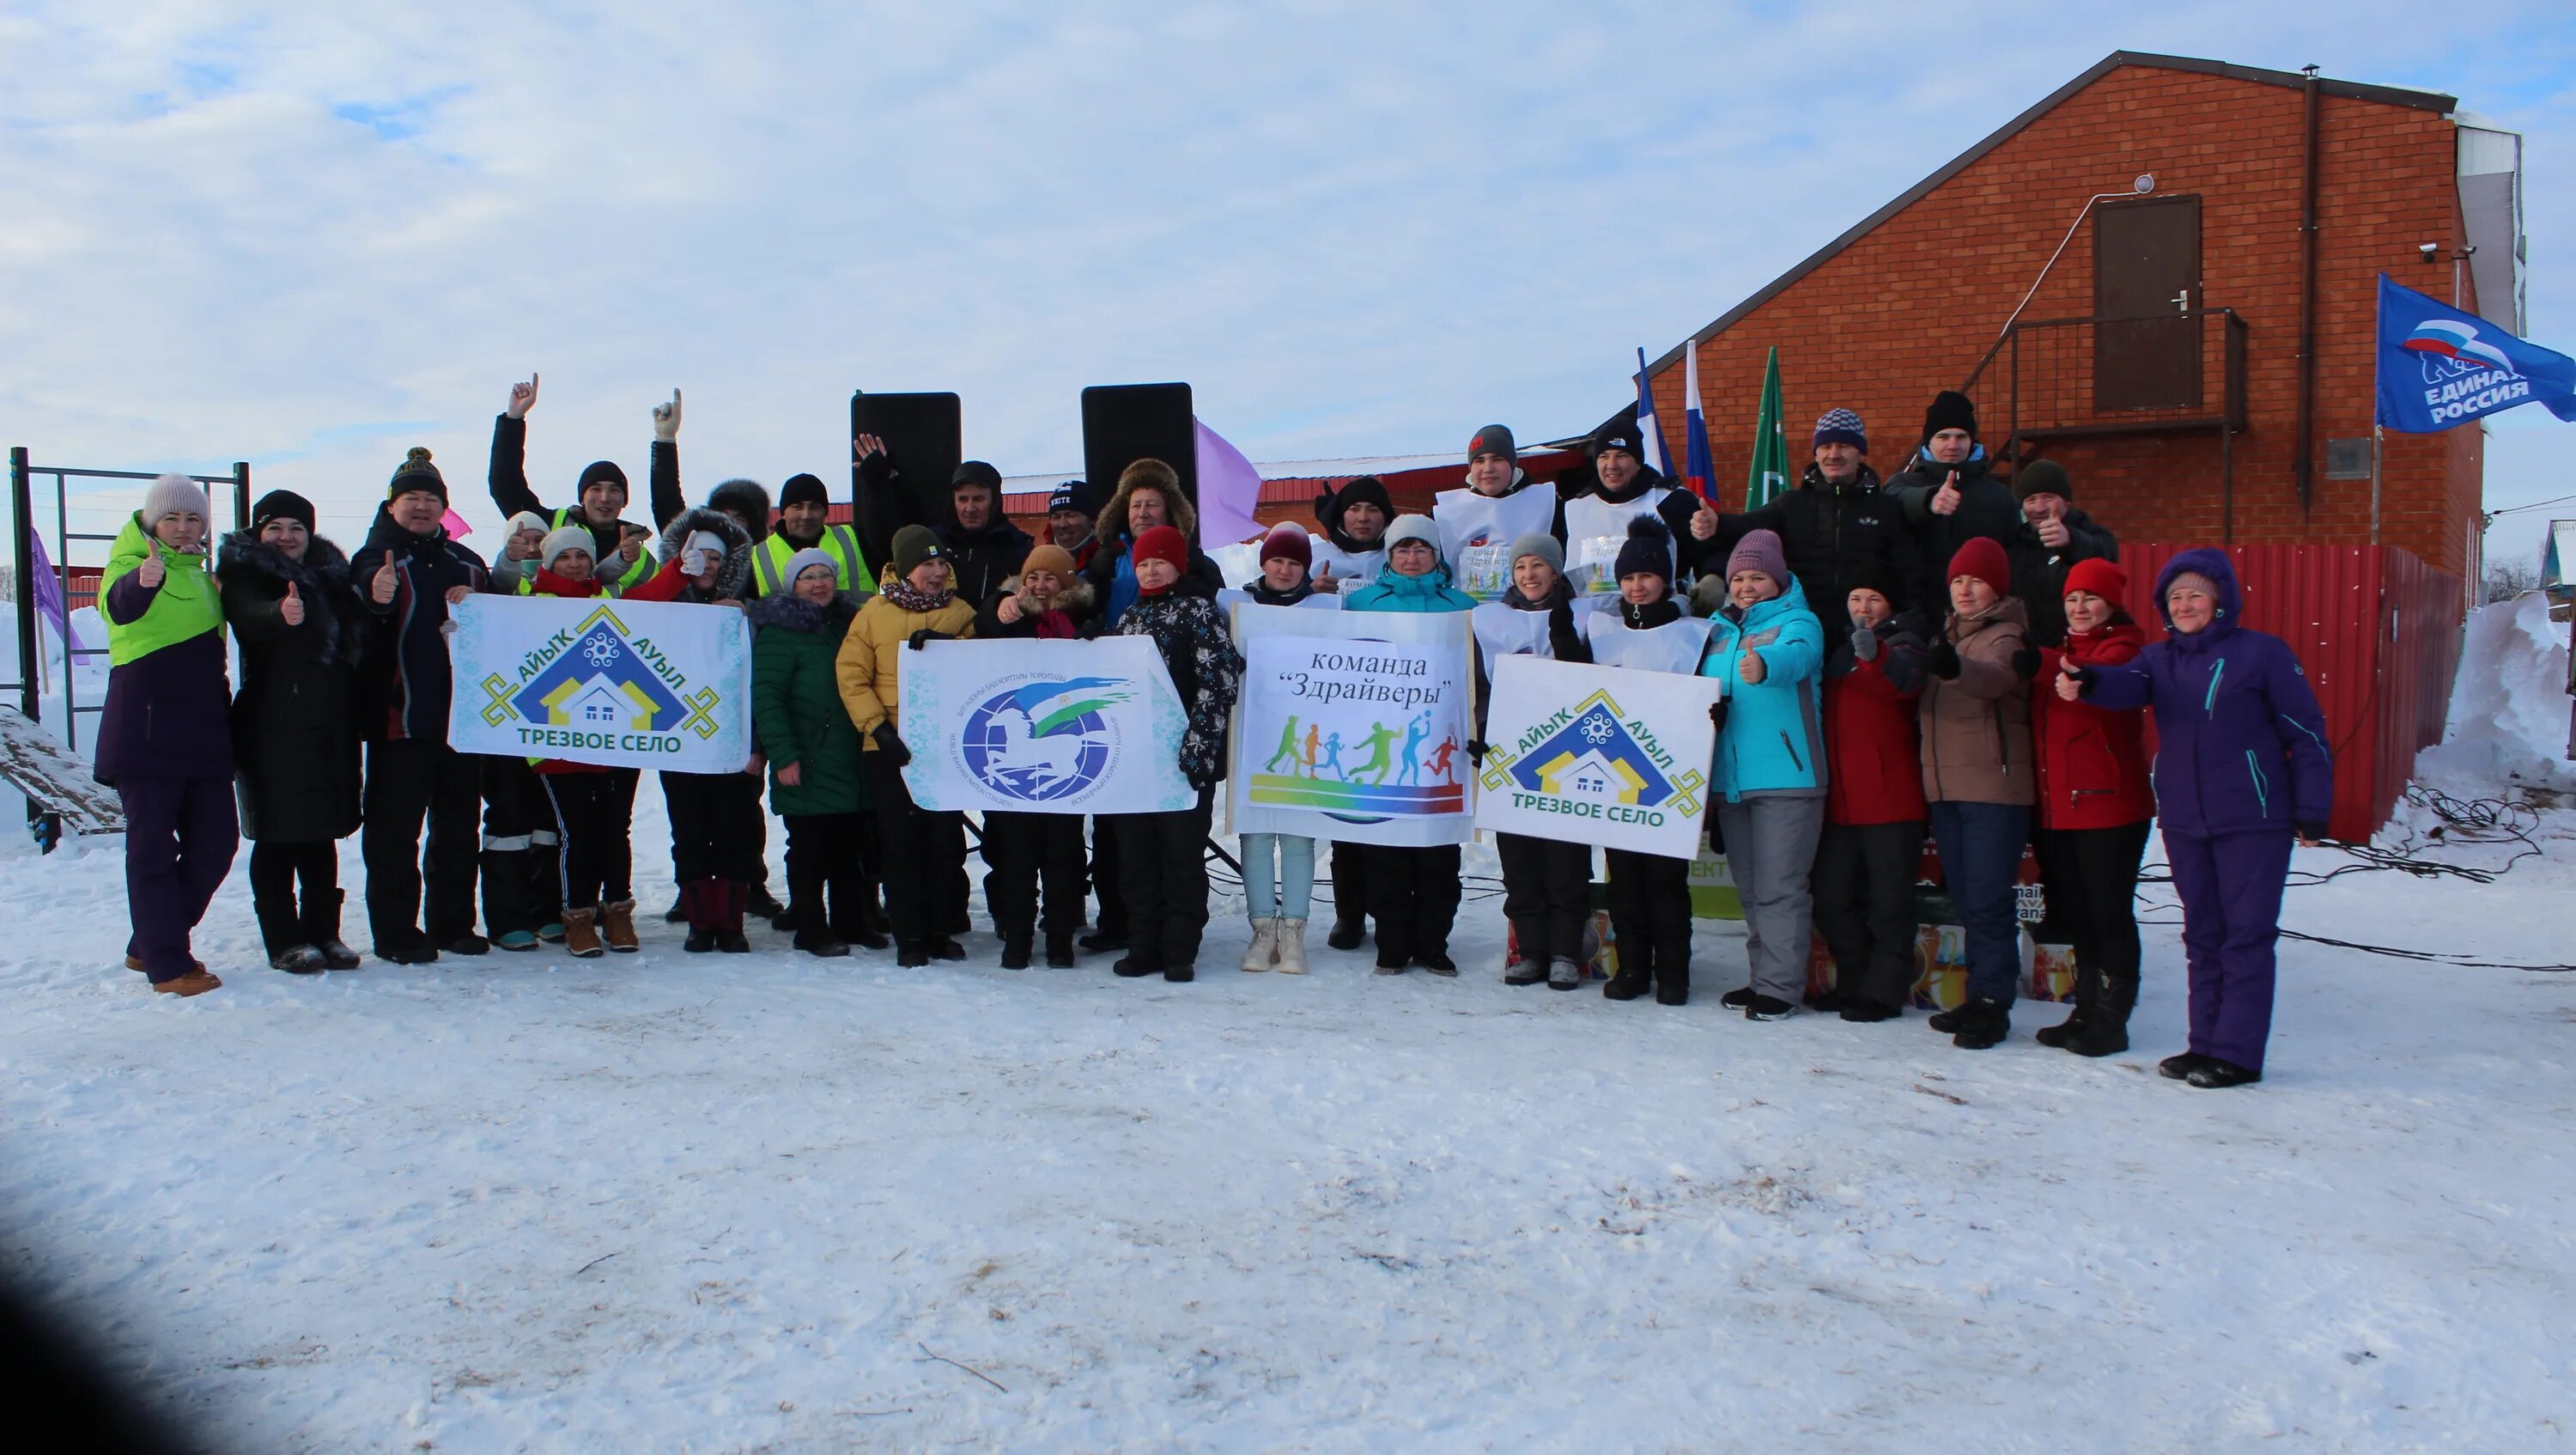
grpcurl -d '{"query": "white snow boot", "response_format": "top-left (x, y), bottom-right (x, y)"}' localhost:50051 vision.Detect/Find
top-left (1548, 957), bottom-right (1583, 991)
top-left (1274, 917), bottom-right (1309, 974)
top-left (1241, 916), bottom-right (1279, 972)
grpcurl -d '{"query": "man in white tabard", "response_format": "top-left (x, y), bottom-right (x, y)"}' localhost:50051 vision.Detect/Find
top-left (1430, 424), bottom-right (1557, 602)
top-left (1559, 415), bottom-right (1703, 599)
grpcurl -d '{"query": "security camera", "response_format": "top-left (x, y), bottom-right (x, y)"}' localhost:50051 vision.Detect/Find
top-left (2420, 242), bottom-right (2440, 262)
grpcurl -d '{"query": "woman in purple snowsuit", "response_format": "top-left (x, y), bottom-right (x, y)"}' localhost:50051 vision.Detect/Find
top-left (2061, 549), bottom-right (2330, 1088)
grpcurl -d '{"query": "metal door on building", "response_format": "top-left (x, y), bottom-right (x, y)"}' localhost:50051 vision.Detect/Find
top-left (2094, 196), bottom-right (2202, 411)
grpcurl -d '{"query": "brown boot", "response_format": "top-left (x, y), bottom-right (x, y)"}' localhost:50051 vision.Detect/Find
top-left (562, 907), bottom-right (605, 959)
top-left (600, 898), bottom-right (641, 953)
top-left (150, 969), bottom-right (222, 997)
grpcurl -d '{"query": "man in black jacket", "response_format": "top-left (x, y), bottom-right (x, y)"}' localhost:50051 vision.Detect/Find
top-left (488, 374), bottom-right (675, 594)
top-left (350, 450), bottom-right (493, 964)
top-left (2006, 459), bottom-right (2117, 647)
top-left (1884, 390), bottom-right (2019, 610)
top-left (854, 439), bottom-right (1036, 607)
top-left (1688, 407), bottom-right (1924, 618)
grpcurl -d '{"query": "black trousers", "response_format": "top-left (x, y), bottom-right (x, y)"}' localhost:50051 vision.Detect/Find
top-left (1603, 848), bottom-right (1692, 989)
top-left (1813, 820), bottom-right (1925, 1008)
top-left (1089, 818), bottom-right (1125, 936)
top-left (1328, 841), bottom-right (1370, 929)
top-left (868, 752), bottom-right (969, 947)
top-left (248, 838), bottom-right (339, 954)
top-left (661, 770), bottom-right (766, 884)
top-left (540, 771), bottom-right (640, 910)
top-left (984, 809), bottom-right (1091, 941)
top-left (658, 774), bottom-right (775, 892)
top-left (363, 740), bottom-right (483, 951)
top-left (2031, 820), bottom-right (2154, 1001)
top-left (784, 812), bottom-right (882, 939)
top-left (481, 757), bottom-right (564, 935)
top-left (1109, 788), bottom-right (1215, 968)
top-left (1366, 843), bottom-right (1462, 964)
top-left (1496, 832), bottom-right (1591, 965)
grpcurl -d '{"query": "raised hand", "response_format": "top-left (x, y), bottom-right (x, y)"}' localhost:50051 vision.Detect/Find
top-left (2033, 514), bottom-right (2069, 549)
top-left (280, 581), bottom-right (305, 626)
top-left (995, 593), bottom-right (1024, 625)
top-left (506, 373), bottom-right (539, 419)
top-left (1691, 503), bottom-right (1719, 540)
top-left (1739, 650), bottom-right (1768, 685)
top-left (372, 558), bottom-right (400, 604)
top-left (653, 387), bottom-right (683, 441)
top-left (1931, 471), bottom-right (1963, 517)
top-left (1311, 561), bottom-right (1338, 594)
top-left (852, 434), bottom-right (887, 462)
top-left (137, 550), bottom-right (166, 590)
top-left (2055, 659), bottom-right (2083, 701)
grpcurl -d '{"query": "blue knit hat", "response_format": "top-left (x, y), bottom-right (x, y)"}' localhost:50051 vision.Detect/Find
top-left (1813, 408), bottom-right (1867, 454)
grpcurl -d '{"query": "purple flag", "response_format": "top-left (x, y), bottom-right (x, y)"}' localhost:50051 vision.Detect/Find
top-left (1193, 417), bottom-right (1267, 549)
top-left (27, 525), bottom-right (78, 648)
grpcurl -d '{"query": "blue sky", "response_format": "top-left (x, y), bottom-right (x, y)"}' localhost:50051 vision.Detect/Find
top-left (2, 2), bottom-right (2571, 566)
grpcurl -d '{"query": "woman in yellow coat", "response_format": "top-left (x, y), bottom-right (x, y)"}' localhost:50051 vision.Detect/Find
top-left (836, 525), bottom-right (977, 965)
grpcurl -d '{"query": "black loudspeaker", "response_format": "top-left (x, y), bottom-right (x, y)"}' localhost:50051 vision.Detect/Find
top-left (849, 391), bottom-right (962, 523)
top-left (1081, 383), bottom-right (1196, 508)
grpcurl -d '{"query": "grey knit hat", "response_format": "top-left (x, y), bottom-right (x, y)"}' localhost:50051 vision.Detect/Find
top-left (141, 473), bottom-right (209, 527)
top-left (784, 547), bottom-right (840, 587)
top-left (1507, 532), bottom-right (1564, 575)
top-left (539, 524), bottom-right (596, 570)
top-left (1384, 514), bottom-right (1440, 557)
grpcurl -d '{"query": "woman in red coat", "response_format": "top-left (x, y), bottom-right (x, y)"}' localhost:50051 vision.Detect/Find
top-left (1812, 567), bottom-right (1928, 1022)
top-left (2028, 556), bottom-right (2155, 1056)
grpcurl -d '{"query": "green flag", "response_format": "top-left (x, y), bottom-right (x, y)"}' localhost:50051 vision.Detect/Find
top-left (1746, 346), bottom-right (1789, 508)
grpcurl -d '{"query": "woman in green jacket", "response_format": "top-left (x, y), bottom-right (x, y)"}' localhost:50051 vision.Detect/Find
top-left (748, 550), bottom-right (884, 956)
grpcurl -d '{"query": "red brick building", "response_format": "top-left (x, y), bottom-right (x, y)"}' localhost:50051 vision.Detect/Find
top-left (1643, 52), bottom-right (2527, 586)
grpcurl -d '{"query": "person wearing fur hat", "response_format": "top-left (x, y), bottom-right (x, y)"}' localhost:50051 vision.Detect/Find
top-left (1309, 473), bottom-right (1392, 594)
top-left (973, 543), bottom-right (1099, 969)
top-left (1431, 424), bottom-right (1555, 601)
top-left (1231, 527), bottom-right (1323, 973)
top-left (1688, 406), bottom-right (1924, 624)
top-left (1344, 515), bottom-right (1474, 973)
top-left (837, 524), bottom-right (980, 965)
top-left (2026, 556), bottom-right (2154, 1056)
top-left (1917, 536), bottom-right (2039, 1050)
top-left (750, 472), bottom-right (870, 600)
top-left (1105, 525), bottom-right (1243, 982)
top-left (221, 490), bottom-right (366, 972)
top-left (1813, 565), bottom-right (1929, 1021)
top-left (638, 506), bottom-right (766, 952)
top-left (1468, 532), bottom-right (1595, 989)
top-left (2065, 551), bottom-right (2330, 1088)
top-left (1886, 391), bottom-right (2023, 612)
top-left (353, 447), bottom-right (495, 964)
top-left (489, 374), bottom-right (672, 594)
top-left (1567, 518), bottom-right (1717, 1003)
top-left (749, 551), bottom-right (885, 959)
top-left (97, 474), bottom-right (238, 995)
top-left (2004, 459), bottom-right (2118, 648)
top-left (1561, 408), bottom-right (1704, 594)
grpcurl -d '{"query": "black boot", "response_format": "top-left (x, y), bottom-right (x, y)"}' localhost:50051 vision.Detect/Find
top-left (2159, 1050), bottom-right (2213, 1080)
top-left (896, 941), bottom-right (931, 968)
top-left (717, 882), bottom-right (752, 954)
top-left (663, 888), bottom-right (689, 924)
top-left (1602, 972), bottom-right (1649, 1001)
top-left (307, 889), bottom-right (361, 970)
top-left (1045, 931), bottom-right (1077, 969)
top-left (1720, 987), bottom-right (1756, 1009)
top-left (2036, 954), bottom-right (2099, 1050)
top-left (748, 882), bottom-right (788, 925)
top-left (792, 896), bottom-right (848, 959)
top-left (256, 893), bottom-right (309, 971)
top-left (1078, 927), bottom-right (1128, 953)
top-left (1949, 995), bottom-right (2012, 1050)
top-left (1839, 997), bottom-right (1902, 1023)
top-left (2070, 976), bottom-right (2136, 1057)
top-left (1000, 933), bottom-right (1033, 971)
top-left (682, 880), bottom-right (719, 954)
top-left (1327, 910), bottom-right (1366, 952)
top-left (2185, 1057), bottom-right (2263, 1088)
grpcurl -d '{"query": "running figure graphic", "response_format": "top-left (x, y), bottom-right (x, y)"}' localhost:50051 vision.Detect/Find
top-left (1396, 710), bottom-right (1431, 787)
top-left (1266, 714), bottom-right (1303, 775)
top-left (1318, 731), bottom-right (1349, 782)
top-left (1426, 733), bottom-right (1459, 783)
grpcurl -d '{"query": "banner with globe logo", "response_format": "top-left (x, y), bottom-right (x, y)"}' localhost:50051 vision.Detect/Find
top-left (447, 594), bottom-right (752, 772)
top-left (1473, 654), bottom-right (1720, 860)
top-left (896, 637), bottom-right (1195, 814)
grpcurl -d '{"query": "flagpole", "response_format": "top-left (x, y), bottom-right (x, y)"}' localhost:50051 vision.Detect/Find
top-left (2369, 423), bottom-right (2381, 546)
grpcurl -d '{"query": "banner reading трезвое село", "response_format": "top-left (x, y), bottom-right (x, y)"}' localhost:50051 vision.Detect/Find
top-left (446, 594), bottom-right (754, 771)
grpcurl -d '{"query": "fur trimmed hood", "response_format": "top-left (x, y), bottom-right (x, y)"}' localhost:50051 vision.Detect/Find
top-left (1098, 471), bottom-right (1198, 546)
top-left (655, 505), bottom-right (756, 602)
top-left (708, 478), bottom-right (774, 545)
top-left (218, 529), bottom-right (359, 667)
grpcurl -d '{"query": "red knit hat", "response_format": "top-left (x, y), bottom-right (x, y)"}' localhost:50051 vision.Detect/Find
top-left (1260, 523), bottom-right (1312, 569)
top-left (1131, 524), bottom-right (1189, 588)
top-left (1947, 537), bottom-right (2011, 599)
top-left (2063, 556), bottom-right (2128, 605)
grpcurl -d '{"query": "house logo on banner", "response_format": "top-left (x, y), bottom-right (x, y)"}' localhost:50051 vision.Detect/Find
top-left (1482, 687), bottom-right (1705, 830)
top-left (957, 676), bottom-right (1133, 802)
top-left (480, 604), bottom-right (720, 754)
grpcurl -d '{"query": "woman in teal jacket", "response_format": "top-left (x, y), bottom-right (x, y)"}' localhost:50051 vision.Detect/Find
top-left (1342, 515), bottom-right (1475, 972)
top-left (1697, 529), bottom-right (1827, 1020)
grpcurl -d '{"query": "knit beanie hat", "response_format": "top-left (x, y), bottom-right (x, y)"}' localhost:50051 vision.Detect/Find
top-left (1589, 419), bottom-right (1643, 461)
top-left (784, 547), bottom-right (840, 587)
top-left (1813, 408), bottom-right (1868, 454)
top-left (1316, 474), bottom-right (1394, 531)
top-left (1614, 515), bottom-right (1674, 584)
top-left (891, 525), bottom-right (944, 579)
top-left (250, 489), bottom-right (315, 535)
top-left (1723, 527), bottom-right (1789, 589)
top-left (1021, 543), bottom-right (1076, 581)
top-left (2014, 458), bottom-right (2071, 502)
top-left (1131, 524), bottom-right (1189, 584)
top-left (389, 447), bottom-right (447, 503)
top-left (1384, 514), bottom-right (1440, 559)
top-left (505, 509), bottom-right (551, 540)
top-left (1921, 390), bottom-right (1979, 444)
top-left (1947, 536), bottom-right (2011, 599)
top-left (1467, 424), bottom-right (1516, 462)
top-left (576, 460), bottom-right (629, 499)
top-left (1259, 523), bottom-right (1312, 569)
top-left (2063, 557), bottom-right (2127, 605)
top-left (1048, 479), bottom-right (1093, 515)
top-left (1508, 532), bottom-right (1564, 575)
top-left (951, 460), bottom-right (1003, 492)
top-left (540, 524), bottom-right (597, 571)
top-left (779, 472), bottom-right (830, 510)
top-left (143, 472), bottom-right (210, 526)
top-left (1844, 562), bottom-right (1904, 608)
top-left (2165, 569), bottom-right (2221, 602)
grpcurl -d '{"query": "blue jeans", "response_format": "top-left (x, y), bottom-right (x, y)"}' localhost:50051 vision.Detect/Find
top-left (1929, 801), bottom-right (2030, 1005)
top-left (1240, 832), bottom-right (1315, 919)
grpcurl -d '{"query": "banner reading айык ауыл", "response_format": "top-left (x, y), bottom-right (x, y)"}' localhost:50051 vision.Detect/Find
top-left (1474, 654), bottom-right (1719, 861)
top-left (447, 594), bottom-right (752, 771)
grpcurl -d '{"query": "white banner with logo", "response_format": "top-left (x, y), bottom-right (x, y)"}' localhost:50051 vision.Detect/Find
top-left (896, 637), bottom-right (1194, 814)
top-left (1473, 654), bottom-right (1721, 860)
top-left (1230, 604), bottom-right (1476, 847)
top-left (449, 593), bottom-right (753, 771)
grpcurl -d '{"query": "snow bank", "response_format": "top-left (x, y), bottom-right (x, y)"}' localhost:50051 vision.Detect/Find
top-left (2413, 592), bottom-right (2574, 799)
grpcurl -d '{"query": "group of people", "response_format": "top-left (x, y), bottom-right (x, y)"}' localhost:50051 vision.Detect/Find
top-left (86, 379), bottom-right (2331, 1089)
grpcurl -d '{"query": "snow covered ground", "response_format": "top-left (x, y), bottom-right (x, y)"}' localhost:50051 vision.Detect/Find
top-left (2, 605), bottom-right (2573, 1452)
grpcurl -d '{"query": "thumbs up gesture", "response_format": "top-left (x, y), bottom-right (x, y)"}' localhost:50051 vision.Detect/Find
top-left (280, 581), bottom-right (305, 626)
top-left (2055, 657), bottom-right (2085, 702)
top-left (1931, 471), bottom-right (1964, 517)
top-left (137, 550), bottom-right (166, 590)
top-left (371, 558), bottom-right (400, 605)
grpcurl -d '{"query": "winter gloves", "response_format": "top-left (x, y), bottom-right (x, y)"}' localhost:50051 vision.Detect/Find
top-left (1929, 642), bottom-right (1961, 679)
top-left (906, 629), bottom-right (954, 650)
top-left (2011, 645), bottom-right (2041, 680)
top-left (1466, 739), bottom-right (1490, 765)
top-left (1850, 624), bottom-right (1880, 662)
top-left (871, 722), bottom-right (911, 767)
